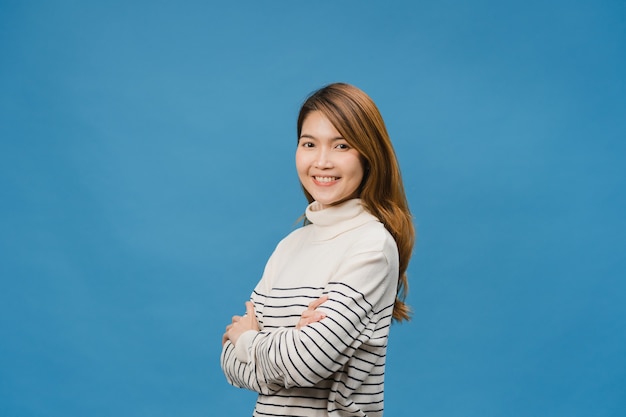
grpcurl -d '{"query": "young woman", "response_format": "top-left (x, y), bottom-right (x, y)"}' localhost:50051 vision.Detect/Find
top-left (221, 82), bottom-right (415, 417)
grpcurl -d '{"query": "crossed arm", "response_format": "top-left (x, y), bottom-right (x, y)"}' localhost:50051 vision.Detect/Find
top-left (221, 295), bottom-right (328, 347)
top-left (221, 247), bottom-right (396, 394)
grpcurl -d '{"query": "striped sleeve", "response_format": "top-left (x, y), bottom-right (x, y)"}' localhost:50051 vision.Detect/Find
top-left (220, 339), bottom-right (283, 395)
top-left (248, 247), bottom-right (396, 389)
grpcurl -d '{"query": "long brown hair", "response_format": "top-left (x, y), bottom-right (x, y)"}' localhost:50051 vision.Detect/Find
top-left (297, 82), bottom-right (415, 322)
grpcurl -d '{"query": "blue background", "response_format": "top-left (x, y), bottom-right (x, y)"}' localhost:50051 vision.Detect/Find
top-left (1, 1), bottom-right (625, 416)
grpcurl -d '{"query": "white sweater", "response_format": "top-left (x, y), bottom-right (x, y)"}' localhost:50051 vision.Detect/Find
top-left (220, 199), bottom-right (399, 417)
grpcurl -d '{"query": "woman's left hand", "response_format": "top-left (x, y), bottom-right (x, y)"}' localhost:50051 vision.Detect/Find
top-left (296, 295), bottom-right (328, 330)
top-left (222, 301), bottom-right (260, 346)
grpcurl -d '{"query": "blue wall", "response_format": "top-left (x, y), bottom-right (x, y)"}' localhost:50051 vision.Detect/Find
top-left (1, 1), bottom-right (624, 416)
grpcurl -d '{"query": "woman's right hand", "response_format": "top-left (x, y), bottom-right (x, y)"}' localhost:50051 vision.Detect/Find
top-left (222, 301), bottom-right (259, 346)
top-left (296, 295), bottom-right (329, 330)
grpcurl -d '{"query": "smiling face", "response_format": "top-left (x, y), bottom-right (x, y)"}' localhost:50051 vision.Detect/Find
top-left (296, 111), bottom-right (364, 209)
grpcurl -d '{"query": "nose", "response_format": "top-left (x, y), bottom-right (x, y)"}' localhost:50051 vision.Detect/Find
top-left (313, 147), bottom-right (333, 169)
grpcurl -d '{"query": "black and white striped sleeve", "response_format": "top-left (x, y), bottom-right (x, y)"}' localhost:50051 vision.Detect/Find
top-left (220, 338), bottom-right (284, 395)
top-left (247, 247), bottom-right (397, 389)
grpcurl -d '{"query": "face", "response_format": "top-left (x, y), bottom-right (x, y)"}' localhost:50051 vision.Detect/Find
top-left (296, 111), bottom-right (364, 209)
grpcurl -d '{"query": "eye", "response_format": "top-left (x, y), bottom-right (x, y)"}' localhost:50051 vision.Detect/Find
top-left (335, 143), bottom-right (350, 150)
top-left (299, 141), bottom-right (314, 148)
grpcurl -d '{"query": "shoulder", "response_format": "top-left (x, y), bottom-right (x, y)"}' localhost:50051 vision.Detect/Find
top-left (350, 220), bottom-right (399, 260)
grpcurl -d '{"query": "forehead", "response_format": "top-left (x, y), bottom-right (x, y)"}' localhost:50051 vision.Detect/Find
top-left (300, 111), bottom-right (342, 138)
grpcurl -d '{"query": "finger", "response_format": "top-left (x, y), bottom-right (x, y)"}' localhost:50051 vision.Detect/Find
top-left (296, 318), bottom-right (308, 330)
top-left (296, 311), bottom-right (326, 330)
top-left (303, 311), bottom-right (326, 323)
top-left (245, 301), bottom-right (255, 317)
top-left (308, 295), bottom-right (329, 310)
top-left (314, 311), bottom-right (326, 321)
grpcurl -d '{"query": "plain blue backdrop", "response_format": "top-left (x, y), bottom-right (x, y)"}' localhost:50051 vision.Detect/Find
top-left (1, 1), bottom-right (625, 416)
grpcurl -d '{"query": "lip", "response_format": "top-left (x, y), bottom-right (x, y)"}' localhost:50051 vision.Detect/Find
top-left (312, 175), bottom-right (339, 186)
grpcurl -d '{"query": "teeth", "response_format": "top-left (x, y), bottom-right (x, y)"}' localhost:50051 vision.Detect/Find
top-left (315, 176), bottom-right (337, 183)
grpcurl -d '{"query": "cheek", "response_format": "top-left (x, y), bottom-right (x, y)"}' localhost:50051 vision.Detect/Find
top-left (295, 151), bottom-right (309, 176)
top-left (348, 156), bottom-right (365, 184)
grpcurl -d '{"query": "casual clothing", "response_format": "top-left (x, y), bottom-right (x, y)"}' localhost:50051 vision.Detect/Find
top-left (221, 198), bottom-right (399, 417)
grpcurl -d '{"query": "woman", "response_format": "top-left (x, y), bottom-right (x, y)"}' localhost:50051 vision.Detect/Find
top-left (221, 82), bottom-right (415, 416)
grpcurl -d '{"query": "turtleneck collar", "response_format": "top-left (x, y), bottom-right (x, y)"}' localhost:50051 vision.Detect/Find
top-left (304, 198), bottom-right (379, 241)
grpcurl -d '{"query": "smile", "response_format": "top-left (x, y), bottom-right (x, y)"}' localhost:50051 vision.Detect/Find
top-left (314, 176), bottom-right (338, 183)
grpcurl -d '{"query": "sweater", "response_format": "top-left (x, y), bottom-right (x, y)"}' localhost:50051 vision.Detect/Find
top-left (220, 198), bottom-right (400, 417)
